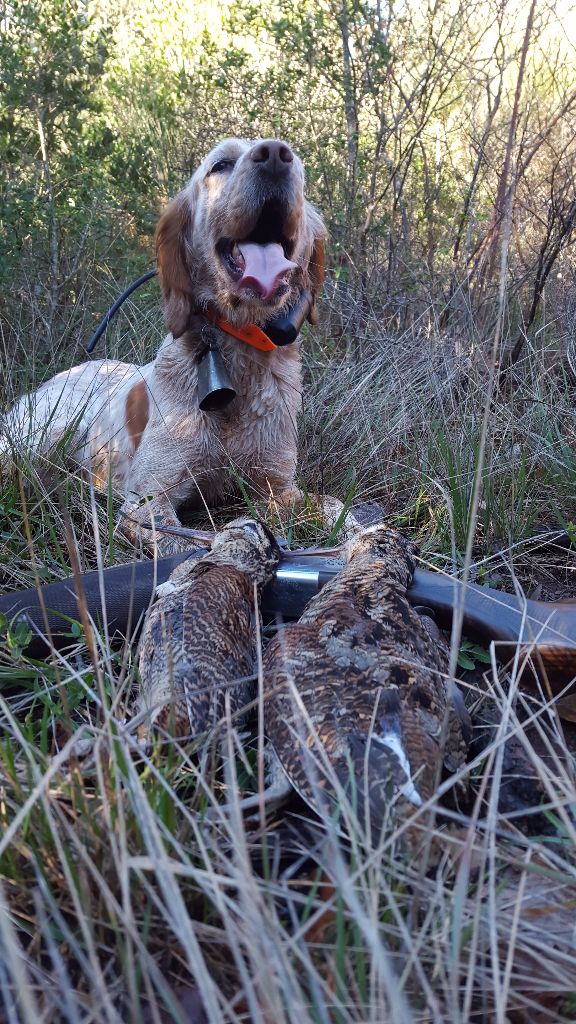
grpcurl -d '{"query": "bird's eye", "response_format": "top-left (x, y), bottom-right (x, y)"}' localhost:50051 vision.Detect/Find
top-left (209, 158), bottom-right (235, 175)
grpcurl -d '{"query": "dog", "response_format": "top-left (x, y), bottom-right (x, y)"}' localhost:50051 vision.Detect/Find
top-left (3, 138), bottom-right (326, 553)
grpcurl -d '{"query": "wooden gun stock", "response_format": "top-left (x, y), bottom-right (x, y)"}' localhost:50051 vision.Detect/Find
top-left (409, 568), bottom-right (576, 716)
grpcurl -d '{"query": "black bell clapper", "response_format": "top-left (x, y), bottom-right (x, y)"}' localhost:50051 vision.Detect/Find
top-left (264, 288), bottom-right (312, 346)
top-left (197, 346), bottom-right (236, 412)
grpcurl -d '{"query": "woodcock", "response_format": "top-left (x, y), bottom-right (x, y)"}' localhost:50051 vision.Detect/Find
top-left (138, 518), bottom-right (280, 740)
top-left (263, 524), bottom-right (470, 839)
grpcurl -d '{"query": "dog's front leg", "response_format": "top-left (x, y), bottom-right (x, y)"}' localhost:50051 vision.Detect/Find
top-left (250, 445), bottom-right (302, 511)
top-left (119, 420), bottom-right (210, 555)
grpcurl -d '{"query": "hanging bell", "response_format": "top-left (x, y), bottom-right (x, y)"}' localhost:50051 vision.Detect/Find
top-left (197, 346), bottom-right (236, 412)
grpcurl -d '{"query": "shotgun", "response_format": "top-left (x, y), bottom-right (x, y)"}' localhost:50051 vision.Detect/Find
top-left (0, 543), bottom-right (574, 715)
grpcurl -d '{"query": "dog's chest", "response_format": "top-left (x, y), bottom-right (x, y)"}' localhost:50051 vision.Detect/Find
top-left (198, 348), bottom-right (302, 447)
top-left (202, 373), bottom-right (297, 454)
top-left (226, 368), bottom-right (296, 424)
top-left (151, 336), bottom-right (302, 485)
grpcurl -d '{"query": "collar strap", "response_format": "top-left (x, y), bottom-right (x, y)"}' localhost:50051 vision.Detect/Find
top-left (202, 307), bottom-right (277, 352)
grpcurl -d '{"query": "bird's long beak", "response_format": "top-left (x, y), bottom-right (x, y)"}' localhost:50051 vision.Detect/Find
top-left (137, 523), bottom-right (214, 545)
top-left (137, 521), bottom-right (342, 558)
top-left (280, 546), bottom-right (341, 558)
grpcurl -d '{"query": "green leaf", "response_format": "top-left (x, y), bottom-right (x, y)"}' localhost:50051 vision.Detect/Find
top-left (457, 651), bottom-right (476, 671)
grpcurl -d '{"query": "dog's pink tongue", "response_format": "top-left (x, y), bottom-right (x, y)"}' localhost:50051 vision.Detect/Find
top-left (237, 242), bottom-right (296, 299)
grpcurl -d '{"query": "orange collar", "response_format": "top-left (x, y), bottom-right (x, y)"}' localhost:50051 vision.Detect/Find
top-left (202, 307), bottom-right (277, 352)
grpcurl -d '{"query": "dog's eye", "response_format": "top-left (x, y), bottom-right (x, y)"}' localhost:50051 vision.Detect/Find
top-left (209, 159), bottom-right (235, 175)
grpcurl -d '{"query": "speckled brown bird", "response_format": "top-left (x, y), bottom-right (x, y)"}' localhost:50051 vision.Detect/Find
top-left (263, 524), bottom-right (470, 840)
top-left (138, 518), bottom-right (280, 740)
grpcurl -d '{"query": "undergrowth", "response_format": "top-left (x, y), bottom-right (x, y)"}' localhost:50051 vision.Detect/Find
top-left (0, 280), bottom-right (575, 1021)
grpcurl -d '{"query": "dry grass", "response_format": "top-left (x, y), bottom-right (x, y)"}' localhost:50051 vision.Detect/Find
top-left (0, 275), bottom-right (576, 1022)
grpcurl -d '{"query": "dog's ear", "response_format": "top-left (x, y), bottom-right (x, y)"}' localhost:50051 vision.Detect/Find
top-left (156, 192), bottom-right (195, 339)
top-left (306, 235), bottom-right (325, 325)
top-left (304, 205), bottom-right (327, 325)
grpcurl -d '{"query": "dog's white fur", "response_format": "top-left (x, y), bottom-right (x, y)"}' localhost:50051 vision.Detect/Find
top-left (3, 138), bottom-right (326, 552)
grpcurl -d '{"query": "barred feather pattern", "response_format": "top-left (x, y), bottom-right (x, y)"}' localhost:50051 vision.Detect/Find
top-left (138, 518), bottom-right (280, 740)
top-left (263, 525), bottom-right (470, 843)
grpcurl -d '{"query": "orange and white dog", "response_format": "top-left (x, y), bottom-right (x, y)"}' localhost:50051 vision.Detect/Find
top-left (3, 139), bottom-right (326, 552)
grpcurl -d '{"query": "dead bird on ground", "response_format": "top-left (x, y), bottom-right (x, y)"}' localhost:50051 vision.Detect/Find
top-left (263, 523), bottom-right (471, 844)
top-left (137, 517), bottom-right (280, 741)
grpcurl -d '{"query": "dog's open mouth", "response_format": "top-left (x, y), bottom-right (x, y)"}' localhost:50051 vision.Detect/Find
top-left (217, 199), bottom-right (297, 301)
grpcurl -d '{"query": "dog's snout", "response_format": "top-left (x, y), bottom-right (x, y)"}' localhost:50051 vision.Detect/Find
top-left (250, 140), bottom-right (294, 175)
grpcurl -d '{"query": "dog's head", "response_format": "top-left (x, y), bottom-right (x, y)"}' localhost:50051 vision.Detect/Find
top-left (156, 138), bottom-right (326, 338)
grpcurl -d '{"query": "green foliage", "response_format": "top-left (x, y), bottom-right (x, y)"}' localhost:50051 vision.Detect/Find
top-left (0, 1), bottom-right (108, 155)
top-left (457, 638), bottom-right (491, 671)
top-left (0, 5), bottom-right (576, 1018)
top-left (0, 612), bottom-right (32, 660)
top-left (2, 0), bottom-right (575, 367)
top-left (0, 1), bottom-right (161, 364)
top-left (0, 1), bottom-right (111, 260)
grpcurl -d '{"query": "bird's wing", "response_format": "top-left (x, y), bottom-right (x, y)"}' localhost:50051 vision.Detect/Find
top-left (263, 609), bottom-right (467, 830)
top-left (139, 565), bottom-right (258, 736)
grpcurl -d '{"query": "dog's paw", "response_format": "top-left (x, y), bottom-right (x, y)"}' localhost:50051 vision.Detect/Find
top-left (321, 496), bottom-right (386, 543)
top-left (269, 485), bottom-right (305, 511)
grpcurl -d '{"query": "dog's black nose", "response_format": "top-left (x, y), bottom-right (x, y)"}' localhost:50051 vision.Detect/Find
top-left (250, 140), bottom-right (293, 175)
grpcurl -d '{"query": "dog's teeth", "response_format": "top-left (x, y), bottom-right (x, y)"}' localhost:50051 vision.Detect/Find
top-left (232, 243), bottom-right (245, 268)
